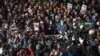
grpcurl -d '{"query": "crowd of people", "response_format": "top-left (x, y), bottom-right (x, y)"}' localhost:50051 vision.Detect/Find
top-left (0, 0), bottom-right (100, 56)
